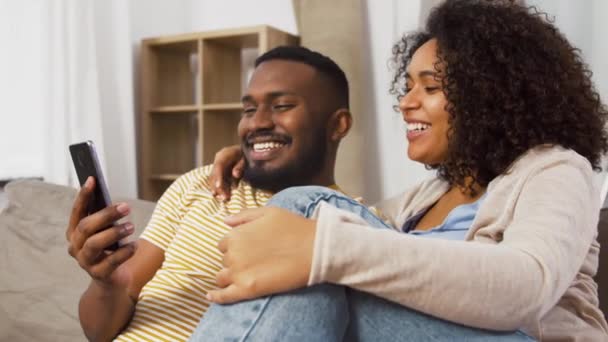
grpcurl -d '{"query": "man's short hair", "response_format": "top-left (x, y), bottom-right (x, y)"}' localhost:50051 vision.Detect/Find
top-left (255, 46), bottom-right (350, 109)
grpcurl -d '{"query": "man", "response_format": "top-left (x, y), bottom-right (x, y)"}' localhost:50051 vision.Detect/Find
top-left (65, 46), bottom-right (353, 341)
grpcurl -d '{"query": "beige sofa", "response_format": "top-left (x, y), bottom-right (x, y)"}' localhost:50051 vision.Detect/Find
top-left (1, 179), bottom-right (606, 341)
top-left (0, 180), bottom-right (155, 341)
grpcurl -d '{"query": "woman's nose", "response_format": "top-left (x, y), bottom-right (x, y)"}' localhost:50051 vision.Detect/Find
top-left (399, 89), bottom-right (421, 116)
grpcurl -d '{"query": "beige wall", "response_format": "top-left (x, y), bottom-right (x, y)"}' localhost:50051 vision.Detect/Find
top-left (293, 0), bottom-right (376, 199)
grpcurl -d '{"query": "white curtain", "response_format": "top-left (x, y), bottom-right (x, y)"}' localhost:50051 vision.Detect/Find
top-left (42, 0), bottom-right (107, 187)
top-left (0, 0), bottom-right (106, 186)
top-left (0, 0), bottom-right (138, 198)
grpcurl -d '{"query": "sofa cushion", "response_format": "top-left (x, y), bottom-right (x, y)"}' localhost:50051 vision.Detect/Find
top-left (0, 180), bottom-right (155, 342)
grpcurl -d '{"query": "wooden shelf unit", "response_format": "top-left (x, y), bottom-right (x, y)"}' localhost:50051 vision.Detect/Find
top-left (138, 26), bottom-right (299, 201)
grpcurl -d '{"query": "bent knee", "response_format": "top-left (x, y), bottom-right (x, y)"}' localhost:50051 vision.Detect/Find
top-left (271, 186), bottom-right (339, 203)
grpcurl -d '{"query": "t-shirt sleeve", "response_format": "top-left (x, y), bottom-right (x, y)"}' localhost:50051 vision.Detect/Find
top-left (140, 167), bottom-right (211, 251)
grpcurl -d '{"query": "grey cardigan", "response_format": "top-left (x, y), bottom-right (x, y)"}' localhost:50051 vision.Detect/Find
top-left (309, 145), bottom-right (608, 341)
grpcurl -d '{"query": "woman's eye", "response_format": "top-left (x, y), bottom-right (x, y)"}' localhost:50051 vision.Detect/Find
top-left (425, 87), bottom-right (440, 93)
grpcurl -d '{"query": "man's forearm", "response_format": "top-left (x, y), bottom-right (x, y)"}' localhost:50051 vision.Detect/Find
top-left (79, 280), bottom-right (135, 342)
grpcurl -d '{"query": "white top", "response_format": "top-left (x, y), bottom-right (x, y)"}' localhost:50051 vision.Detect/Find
top-left (309, 145), bottom-right (608, 341)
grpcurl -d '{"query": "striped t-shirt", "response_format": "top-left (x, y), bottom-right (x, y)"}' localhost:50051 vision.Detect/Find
top-left (115, 166), bottom-right (272, 341)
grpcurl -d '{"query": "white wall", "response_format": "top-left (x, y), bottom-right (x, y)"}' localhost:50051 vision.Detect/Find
top-left (364, 0), bottom-right (435, 201)
top-left (592, 0), bottom-right (608, 101)
top-left (188, 0), bottom-right (297, 34)
top-left (589, 0), bottom-right (608, 205)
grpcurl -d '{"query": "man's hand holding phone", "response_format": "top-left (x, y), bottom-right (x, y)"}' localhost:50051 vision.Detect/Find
top-left (66, 176), bottom-right (137, 288)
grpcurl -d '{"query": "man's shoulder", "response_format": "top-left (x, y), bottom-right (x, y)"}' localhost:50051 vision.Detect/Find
top-left (171, 165), bottom-right (214, 194)
top-left (172, 166), bottom-right (272, 202)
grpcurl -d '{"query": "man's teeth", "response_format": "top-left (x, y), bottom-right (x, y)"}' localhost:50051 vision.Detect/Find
top-left (253, 141), bottom-right (286, 152)
top-left (407, 123), bottom-right (431, 132)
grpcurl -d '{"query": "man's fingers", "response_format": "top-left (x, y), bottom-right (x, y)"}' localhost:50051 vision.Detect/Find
top-left (67, 176), bottom-right (94, 241)
top-left (87, 242), bottom-right (137, 280)
top-left (78, 222), bottom-right (135, 265)
top-left (206, 284), bottom-right (241, 304)
top-left (224, 207), bottom-right (267, 227)
top-left (215, 268), bottom-right (232, 288)
top-left (72, 202), bottom-right (130, 245)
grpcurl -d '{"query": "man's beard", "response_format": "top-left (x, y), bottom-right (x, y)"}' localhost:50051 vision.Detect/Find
top-left (242, 134), bottom-right (327, 192)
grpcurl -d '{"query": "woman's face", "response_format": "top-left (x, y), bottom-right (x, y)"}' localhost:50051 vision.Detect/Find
top-left (400, 38), bottom-right (450, 166)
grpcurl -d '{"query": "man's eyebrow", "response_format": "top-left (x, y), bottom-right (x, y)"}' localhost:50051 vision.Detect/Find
top-left (241, 91), bottom-right (298, 103)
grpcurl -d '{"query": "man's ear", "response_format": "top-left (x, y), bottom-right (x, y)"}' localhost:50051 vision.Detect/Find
top-left (329, 109), bottom-right (352, 142)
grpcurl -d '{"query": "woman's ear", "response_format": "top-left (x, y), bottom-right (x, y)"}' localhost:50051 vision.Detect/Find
top-left (329, 109), bottom-right (352, 142)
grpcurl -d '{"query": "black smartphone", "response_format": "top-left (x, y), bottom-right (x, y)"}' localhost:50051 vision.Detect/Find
top-left (69, 140), bottom-right (119, 251)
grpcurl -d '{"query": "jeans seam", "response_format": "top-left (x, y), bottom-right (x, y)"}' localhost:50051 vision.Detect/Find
top-left (302, 192), bottom-right (359, 218)
top-left (239, 296), bottom-right (272, 342)
top-left (303, 192), bottom-right (389, 229)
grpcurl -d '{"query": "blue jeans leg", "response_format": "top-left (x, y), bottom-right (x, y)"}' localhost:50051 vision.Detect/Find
top-left (189, 186), bottom-right (535, 341)
top-left (345, 289), bottom-right (535, 342)
top-left (189, 186), bottom-right (388, 342)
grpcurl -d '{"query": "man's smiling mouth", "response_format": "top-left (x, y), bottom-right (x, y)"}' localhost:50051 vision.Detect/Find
top-left (245, 133), bottom-right (292, 160)
top-left (252, 141), bottom-right (287, 152)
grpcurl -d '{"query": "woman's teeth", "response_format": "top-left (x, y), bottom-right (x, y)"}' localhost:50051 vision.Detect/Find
top-left (253, 141), bottom-right (286, 152)
top-left (407, 123), bottom-right (431, 132)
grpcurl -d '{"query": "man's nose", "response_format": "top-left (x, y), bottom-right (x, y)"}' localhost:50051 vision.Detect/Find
top-left (250, 107), bottom-right (274, 129)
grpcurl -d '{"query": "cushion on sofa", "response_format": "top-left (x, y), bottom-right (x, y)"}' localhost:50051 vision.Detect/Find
top-left (0, 180), bottom-right (155, 342)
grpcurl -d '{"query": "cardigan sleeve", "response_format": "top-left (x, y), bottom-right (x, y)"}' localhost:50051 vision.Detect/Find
top-left (308, 157), bottom-right (598, 331)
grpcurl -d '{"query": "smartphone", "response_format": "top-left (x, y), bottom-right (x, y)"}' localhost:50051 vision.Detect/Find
top-left (69, 140), bottom-right (119, 251)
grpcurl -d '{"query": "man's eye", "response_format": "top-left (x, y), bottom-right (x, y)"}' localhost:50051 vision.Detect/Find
top-left (242, 107), bottom-right (256, 115)
top-left (273, 104), bottom-right (294, 111)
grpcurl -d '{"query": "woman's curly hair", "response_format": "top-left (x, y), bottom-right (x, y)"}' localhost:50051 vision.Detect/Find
top-left (390, 0), bottom-right (608, 191)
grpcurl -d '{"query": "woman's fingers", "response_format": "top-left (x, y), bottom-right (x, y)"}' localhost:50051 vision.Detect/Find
top-left (210, 145), bottom-right (243, 201)
top-left (210, 154), bottom-right (227, 198)
top-left (232, 158), bottom-right (245, 179)
top-left (215, 268), bottom-right (232, 288)
top-left (224, 207), bottom-right (267, 227)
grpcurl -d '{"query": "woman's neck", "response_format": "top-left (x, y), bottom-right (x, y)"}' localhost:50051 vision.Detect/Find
top-left (447, 177), bottom-right (486, 203)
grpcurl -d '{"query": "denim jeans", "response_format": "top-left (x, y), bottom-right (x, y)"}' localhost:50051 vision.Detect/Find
top-left (189, 186), bottom-right (535, 341)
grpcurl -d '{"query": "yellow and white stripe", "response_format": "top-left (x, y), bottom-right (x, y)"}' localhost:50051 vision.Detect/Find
top-left (115, 166), bottom-right (271, 341)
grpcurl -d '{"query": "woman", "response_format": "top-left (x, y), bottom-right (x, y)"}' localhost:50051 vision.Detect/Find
top-left (193, 1), bottom-right (608, 340)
